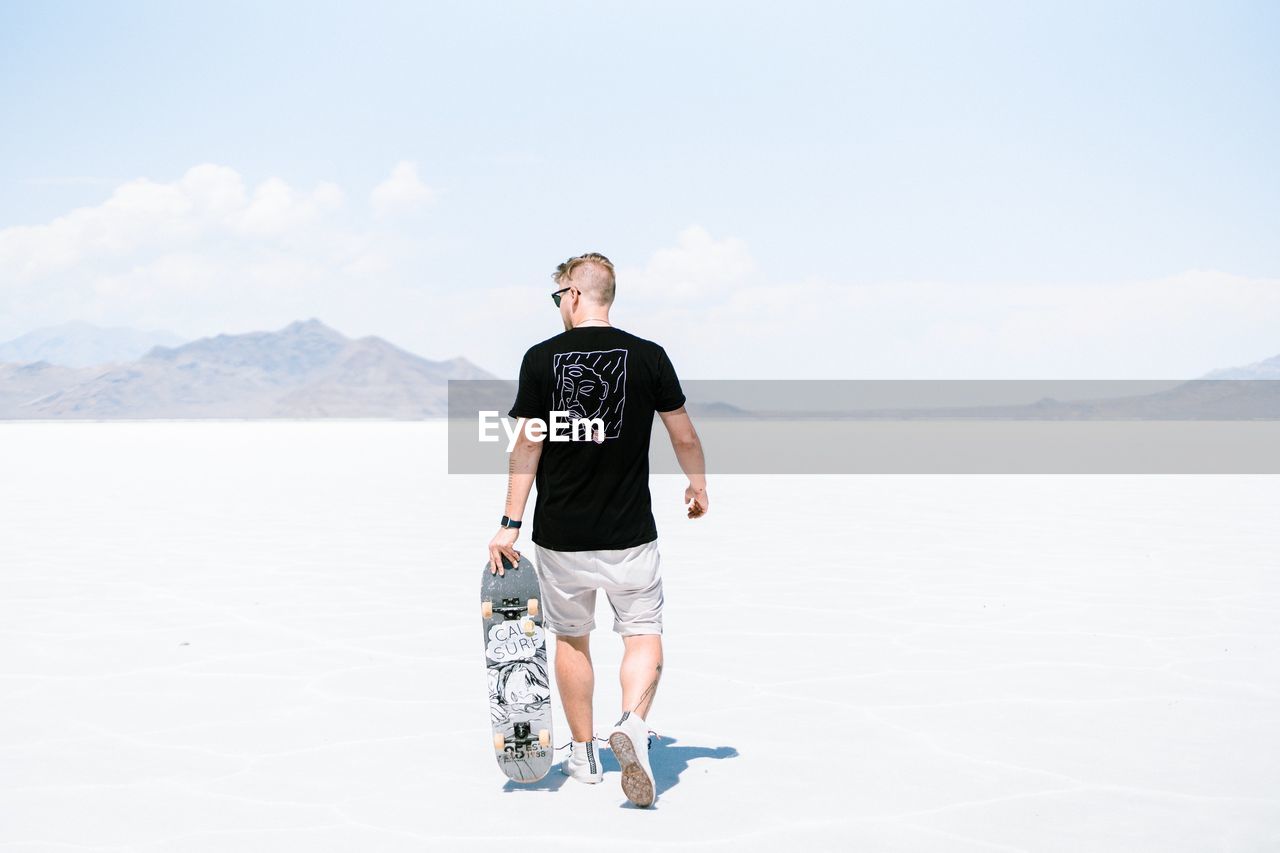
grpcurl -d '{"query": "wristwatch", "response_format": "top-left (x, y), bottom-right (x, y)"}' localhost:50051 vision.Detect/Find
top-left (500, 516), bottom-right (522, 529)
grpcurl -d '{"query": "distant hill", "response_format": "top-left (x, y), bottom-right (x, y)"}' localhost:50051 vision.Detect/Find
top-left (1201, 353), bottom-right (1280, 380)
top-left (817, 379), bottom-right (1280, 419)
top-left (0, 319), bottom-right (493, 419)
top-left (0, 321), bottom-right (187, 367)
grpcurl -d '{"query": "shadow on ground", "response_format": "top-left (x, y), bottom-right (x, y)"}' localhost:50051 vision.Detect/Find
top-left (502, 737), bottom-right (738, 803)
top-left (602, 737), bottom-right (739, 808)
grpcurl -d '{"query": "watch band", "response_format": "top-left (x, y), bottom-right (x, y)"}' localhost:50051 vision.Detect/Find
top-left (500, 516), bottom-right (522, 529)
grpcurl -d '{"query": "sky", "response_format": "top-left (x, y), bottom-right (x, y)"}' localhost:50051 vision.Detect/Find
top-left (1, 0), bottom-right (1277, 378)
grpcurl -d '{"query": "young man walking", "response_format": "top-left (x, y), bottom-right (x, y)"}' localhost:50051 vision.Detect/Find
top-left (487, 252), bottom-right (708, 808)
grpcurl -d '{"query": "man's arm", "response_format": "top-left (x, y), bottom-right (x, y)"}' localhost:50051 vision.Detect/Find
top-left (658, 406), bottom-right (708, 518)
top-left (487, 419), bottom-right (543, 575)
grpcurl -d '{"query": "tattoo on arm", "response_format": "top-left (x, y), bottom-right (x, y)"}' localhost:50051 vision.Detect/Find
top-left (504, 452), bottom-right (515, 509)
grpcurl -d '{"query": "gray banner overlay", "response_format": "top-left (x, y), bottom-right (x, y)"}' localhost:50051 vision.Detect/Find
top-left (448, 380), bottom-right (1280, 474)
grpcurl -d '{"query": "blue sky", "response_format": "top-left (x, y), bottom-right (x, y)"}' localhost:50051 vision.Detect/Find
top-left (1, 0), bottom-right (1277, 377)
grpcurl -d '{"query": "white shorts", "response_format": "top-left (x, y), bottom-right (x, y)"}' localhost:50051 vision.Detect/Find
top-left (532, 540), bottom-right (664, 637)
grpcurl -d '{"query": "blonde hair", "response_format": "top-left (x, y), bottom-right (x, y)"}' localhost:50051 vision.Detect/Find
top-left (553, 252), bottom-right (616, 305)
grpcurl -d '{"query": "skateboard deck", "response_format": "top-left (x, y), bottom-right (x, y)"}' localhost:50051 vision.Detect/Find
top-left (481, 554), bottom-right (554, 782)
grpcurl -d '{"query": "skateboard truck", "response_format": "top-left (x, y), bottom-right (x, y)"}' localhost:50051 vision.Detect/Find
top-left (494, 721), bottom-right (552, 752)
top-left (481, 596), bottom-right (540, 624)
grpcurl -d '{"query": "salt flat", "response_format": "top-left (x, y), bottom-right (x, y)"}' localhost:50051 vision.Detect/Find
top-left (1, 421), bottom-right (1277, 852)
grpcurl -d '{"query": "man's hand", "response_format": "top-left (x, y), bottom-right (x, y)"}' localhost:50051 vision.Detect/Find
top-left (488, 527), bottom-right (521, 575)
top-left (685, 485), bottom-right (708, 519)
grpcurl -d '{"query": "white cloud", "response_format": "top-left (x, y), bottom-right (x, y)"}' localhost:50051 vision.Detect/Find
top-left (620, 225), bottom-right (758, 304)
top-left (0, 163), bottom-right (417, 342)
top-left (234, 176), bottom-right (344, 237)
top-left (370, 161), bottom-right (436, 217)
top-left (0, 164), bottom-right (348, 282)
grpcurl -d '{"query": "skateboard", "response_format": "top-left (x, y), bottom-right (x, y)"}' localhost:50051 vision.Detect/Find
top-left (481, 554), bottom-right (554, 782)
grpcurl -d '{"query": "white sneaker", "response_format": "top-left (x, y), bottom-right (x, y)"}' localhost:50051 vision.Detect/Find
top-left (561, 739), bottom-right (603, 784)
top-left (608, 711), bottom-right (655, 807)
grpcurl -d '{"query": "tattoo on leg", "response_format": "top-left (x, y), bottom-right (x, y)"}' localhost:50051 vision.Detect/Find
top-left (633, 662), bottom-right (663, 717)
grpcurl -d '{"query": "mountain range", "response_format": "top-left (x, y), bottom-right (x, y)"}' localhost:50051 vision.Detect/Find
top-left (0, 320), bottom-right (1276, 419)
top-left (0, 319), bottom-right (492, 419)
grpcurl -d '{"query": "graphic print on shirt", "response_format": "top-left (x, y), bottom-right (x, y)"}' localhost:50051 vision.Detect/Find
top-left (551, 349), bottom-right (627, 441)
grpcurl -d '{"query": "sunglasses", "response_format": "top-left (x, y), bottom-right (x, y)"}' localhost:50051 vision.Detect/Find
top-left (551, 286), bottom-right (574, 308)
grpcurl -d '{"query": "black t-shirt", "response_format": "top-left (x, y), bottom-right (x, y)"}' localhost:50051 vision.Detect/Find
top-left (508, 326), bottom-right (686, 551)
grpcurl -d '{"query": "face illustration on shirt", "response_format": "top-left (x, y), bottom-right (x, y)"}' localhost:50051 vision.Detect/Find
top-left (559, 363), bottom-right (611, 420)
top-left (550, 348), bottom-right (628, 441)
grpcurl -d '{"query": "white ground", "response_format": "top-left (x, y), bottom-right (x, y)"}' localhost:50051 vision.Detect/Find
top-left (1, 421), bottom-right (1278, 852)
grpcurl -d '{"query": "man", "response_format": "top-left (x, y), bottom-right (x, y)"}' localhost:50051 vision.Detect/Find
top-left (487, 252), bottom-right (708, 808)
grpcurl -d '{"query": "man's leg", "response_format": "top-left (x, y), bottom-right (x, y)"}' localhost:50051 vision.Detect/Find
top-left (603, 540), bottom-right (665, 807)
top-left (555, 634), bottom-right (595, 741)
top-left (619, 634), bottom-right (663, 719)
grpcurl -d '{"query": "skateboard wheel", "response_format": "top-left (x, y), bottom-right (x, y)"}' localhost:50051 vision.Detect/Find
top-left (520, 618), bottom-right (534, 636)
top-left (527, 598), bottom-right (539, 617)
top-left (481, 600), bottom-right (493, 619)
top-left (494, 732), bottom-right (506, 751)
top-left (538, 729), bottom-right (550, 748)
